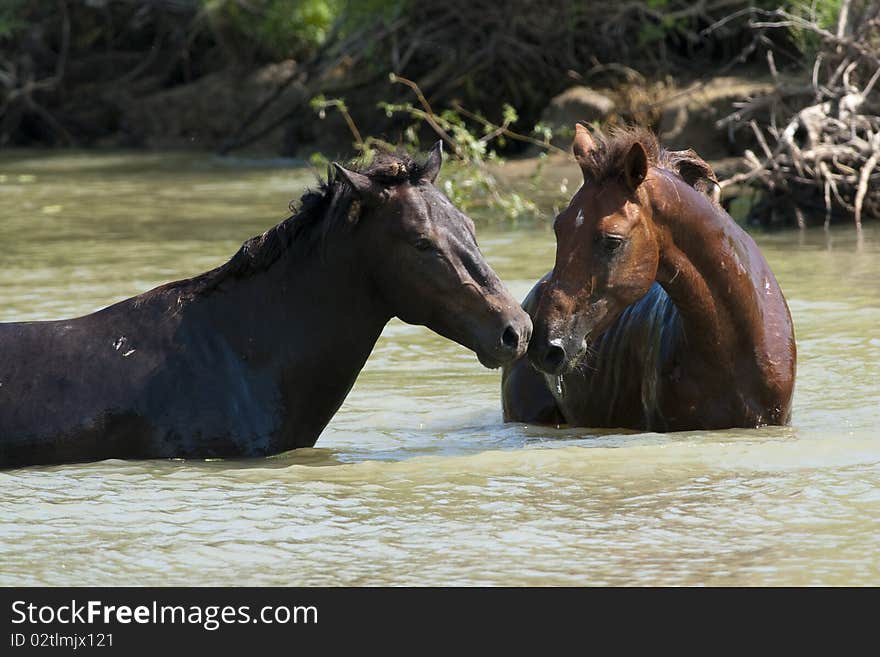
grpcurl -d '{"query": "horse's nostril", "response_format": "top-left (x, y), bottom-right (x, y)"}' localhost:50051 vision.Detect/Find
top-left (501, 325), bottom-right (519, 350)
top-left (544, 343), bottom-right (565, 371)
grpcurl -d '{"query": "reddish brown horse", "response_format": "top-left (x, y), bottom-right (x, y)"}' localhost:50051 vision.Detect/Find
top-left (502, 124), bottom-right (796, 431)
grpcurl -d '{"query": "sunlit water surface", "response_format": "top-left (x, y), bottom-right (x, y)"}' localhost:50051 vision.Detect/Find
top-left (0, 151), bottom-right (878, 586)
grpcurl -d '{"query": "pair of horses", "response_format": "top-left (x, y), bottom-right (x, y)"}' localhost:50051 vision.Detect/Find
top-left (0, 127), bottom-right (796, 468)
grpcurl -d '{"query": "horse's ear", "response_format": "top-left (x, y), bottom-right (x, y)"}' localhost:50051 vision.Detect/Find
top-left (622, 141), bottom-right (648, 191)
top-left (333, 162), bottom-right (387, 201)
top-left (572, 122), bottom-right (595, 170)
top-left (422, 141), bottom-right (443, 183)
top-left (666, 148), bottom-right (718, 192)
top-left (333, 163), bottom-right (387, 225)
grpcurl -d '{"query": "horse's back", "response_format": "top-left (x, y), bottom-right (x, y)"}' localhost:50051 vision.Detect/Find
top-left (0, 298), bottom-right (185, 465)
top-left (0, 295), bottom-right (288, 467)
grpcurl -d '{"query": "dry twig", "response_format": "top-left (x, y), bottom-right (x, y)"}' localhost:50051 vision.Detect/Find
top-left (718, 2), bottom-right (880, 227)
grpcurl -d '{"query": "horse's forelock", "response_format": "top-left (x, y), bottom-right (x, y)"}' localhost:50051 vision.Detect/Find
top-left (579, 126), bottom-right (716, 196)
top-left (578, 126), bottom-right (661, 184)
top-left (285, 148), bottom-right (430, 241)
top-left (356, 149), bottom-right (428, 184)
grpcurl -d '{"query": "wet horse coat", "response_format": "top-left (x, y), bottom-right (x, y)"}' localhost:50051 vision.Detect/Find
top-left (503, 126), bottom-right (796, 431)
top-left (1, 146), bottom-right (532, 467)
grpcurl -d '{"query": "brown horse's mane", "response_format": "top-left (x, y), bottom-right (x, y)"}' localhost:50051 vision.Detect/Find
top-left (164, 149), bottom-right (431, 298)
top-left (578, 125), bottom-right (718, 196)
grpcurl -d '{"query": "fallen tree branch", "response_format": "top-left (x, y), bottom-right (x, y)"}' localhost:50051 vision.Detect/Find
top-left (719, 1), bottom-right (880, 227)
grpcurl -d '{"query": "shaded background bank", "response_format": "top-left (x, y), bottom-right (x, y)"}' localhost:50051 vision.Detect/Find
top-left (2, 0), bottom-right (879, 227)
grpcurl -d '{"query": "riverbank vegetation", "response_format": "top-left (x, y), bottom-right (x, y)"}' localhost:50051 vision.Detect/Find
top-left (716, 2), bottom-right (880, 228)
top-left (1, 1), bottom-right (877, 227)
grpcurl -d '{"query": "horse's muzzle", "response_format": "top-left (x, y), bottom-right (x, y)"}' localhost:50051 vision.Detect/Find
top-left (477, 313), bottom-right (532, 368)
top-left (528, 334), bottom-right (587, 376)
top-left (529, 337), bottom-right (567, 376)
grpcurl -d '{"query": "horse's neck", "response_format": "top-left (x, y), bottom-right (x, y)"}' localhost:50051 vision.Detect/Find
top-left (195, 239), bottom-right (389, 389)
top-left (650, 173), bottom-right (777, 365)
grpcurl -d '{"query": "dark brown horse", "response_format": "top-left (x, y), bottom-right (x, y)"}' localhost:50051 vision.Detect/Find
top-left (1, 143), bottom-right (531, 468)
top-left (502, 125), bottom-right (795, 431)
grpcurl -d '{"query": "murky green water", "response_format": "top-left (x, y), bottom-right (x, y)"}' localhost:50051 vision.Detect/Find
top-left (1, 151), bottom-right (878, 586)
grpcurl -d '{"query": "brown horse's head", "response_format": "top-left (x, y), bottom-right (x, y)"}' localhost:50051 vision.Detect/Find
top-left (529, 124), bottom-right (715, 375)
top-left (334, 143), bottom-right (531, 368)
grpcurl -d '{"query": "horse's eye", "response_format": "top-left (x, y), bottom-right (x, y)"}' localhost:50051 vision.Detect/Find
top-left (414, 238), bottom-right (436, 252)
top-left (600, 235), bottom-right (625, 253)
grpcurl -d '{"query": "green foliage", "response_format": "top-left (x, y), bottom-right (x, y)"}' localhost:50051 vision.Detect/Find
top-left (631, 0), bottom-right (847, 68)
top-left (196, 0), bottom-right (410, 60)
top-left (334, 0), bottom-right (406, 28)
top-left (0, 0), bottom-right (29, 39)
top-left (785, 0), bottom-right (843, 57)
top-left (311, 79), bottom-right (562, 222)
top-left (375, 101), bottom-right (544, 221)
top-left (638, 22), bottom-right (668, 46)
top-left (198, 0), bottom-right (341, 59)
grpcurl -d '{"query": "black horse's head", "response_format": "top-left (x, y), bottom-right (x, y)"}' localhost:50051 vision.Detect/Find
top-left (332, 143), bottom-right (531, 368)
